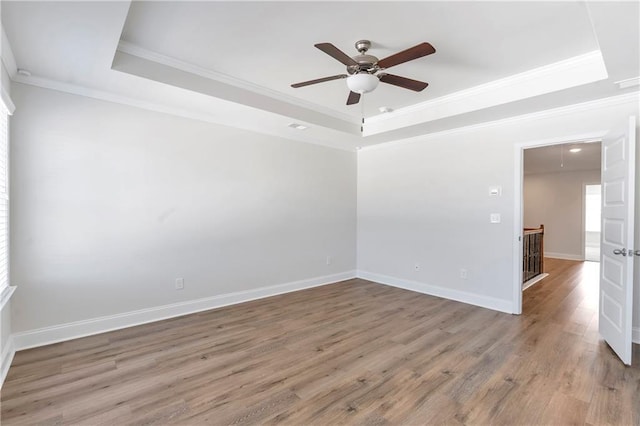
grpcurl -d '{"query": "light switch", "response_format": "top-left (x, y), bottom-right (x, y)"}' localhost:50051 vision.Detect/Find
top-left (489, 186), bottom-right (502, 197)
top-left (490, 213), bottom-right (501, 223)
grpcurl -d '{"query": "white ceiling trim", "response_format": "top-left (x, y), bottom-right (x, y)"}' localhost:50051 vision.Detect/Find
top-left (615, 76), bottom-right (640, 89)
top-left (11, 74), bottom-right (356, 152)
top-left (115, 41), bottom-right (610, 140)
top-left (363, 50), bottom-right (608, 136)
top-left (117, 41), bottom-right (355, 124)
top-left (1, 27), bottom-right (17, 78)
top-left (112, 50), bottom-right (360, 135)
top-left (360, 91), bottom-right (638, 152)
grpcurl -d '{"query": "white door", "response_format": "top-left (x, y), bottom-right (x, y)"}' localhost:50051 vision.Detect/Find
top-left (599, 116), bottom-right (636, 365)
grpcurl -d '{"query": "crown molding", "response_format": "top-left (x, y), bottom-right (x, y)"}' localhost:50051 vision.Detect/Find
top-left (9, 37), bottom-right (632, 152)
top-left (112, 49), bottom-right (360, 136)
top-left (615, 76), bottom-right (640, 90)
top-left (117, 41), bottom-right (355, 124)
top-left (1, 25), bottom-right (18, 113)
top-left (359, 91), bottom-right (639, 152)
top-left (363, 50), bottom-right (608, 136)
top-left (12, 75), bottom-right (356, 152)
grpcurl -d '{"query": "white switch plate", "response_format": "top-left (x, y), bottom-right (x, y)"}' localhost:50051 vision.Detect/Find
top-left (490, 213), bottom-right (501, 223)
top-left (489, 186), bottom-right (502, 196)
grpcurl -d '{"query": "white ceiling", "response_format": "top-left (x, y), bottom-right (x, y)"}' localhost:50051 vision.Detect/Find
top-left (2, 1), bottom-right (639, 150)
top-left (120, 1), bottom-right (598, 118)
top-left (524, 141), bottom-right (601, 175)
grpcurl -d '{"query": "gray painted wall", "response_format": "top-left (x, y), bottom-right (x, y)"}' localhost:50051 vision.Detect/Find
top-left (524, 169), bottom-right (601, 259)
top-left (9, 83), bottom-right (357, 333)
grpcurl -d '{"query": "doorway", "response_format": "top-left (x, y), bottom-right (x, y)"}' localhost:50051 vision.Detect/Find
top-left (513, 119), bottom-right (636, 365)
top-left (522, 141), bottom-right (601, 259)
top-left (512, 134), bottom-right (604, 315)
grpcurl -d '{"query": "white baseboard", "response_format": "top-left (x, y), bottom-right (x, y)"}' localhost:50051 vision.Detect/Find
top-left (12, 271), bottom-right (356, 351)
top-left (634, 327), bottom-right (640, 345)
top-left (545, 252), bottom-right (584, 261)
top-left (1, 335), bottom-right (15, 389)
top-left (357, 270), bottom-right (513, 314)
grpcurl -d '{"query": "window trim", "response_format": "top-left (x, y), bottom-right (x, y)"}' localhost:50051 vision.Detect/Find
top-left (0, 85), bottom-right (14, 308)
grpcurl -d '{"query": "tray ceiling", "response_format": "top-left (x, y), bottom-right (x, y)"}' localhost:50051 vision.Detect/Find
top-left (2, 1), bottom-right (639, 149)
top-left (120, 1), bottom-right (599, 118)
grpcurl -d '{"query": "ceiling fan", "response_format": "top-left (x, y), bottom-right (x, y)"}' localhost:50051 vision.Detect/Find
top-left (291, 40), bottom-right (436, 105)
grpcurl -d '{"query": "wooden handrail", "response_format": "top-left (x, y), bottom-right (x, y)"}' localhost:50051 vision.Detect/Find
top-left (523, 224), bottom-right (544, 284)
top-left (524, 224), bottom-right (544, 234)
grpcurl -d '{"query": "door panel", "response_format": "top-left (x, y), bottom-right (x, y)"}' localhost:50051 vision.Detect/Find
top-left (599, 116), bottom-right (636, 365)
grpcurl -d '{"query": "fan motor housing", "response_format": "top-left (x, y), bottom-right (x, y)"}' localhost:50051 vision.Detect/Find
top-left (347, 40), bottom-right (379, 74)
top-left (348, 54), bottom-right (379, 74)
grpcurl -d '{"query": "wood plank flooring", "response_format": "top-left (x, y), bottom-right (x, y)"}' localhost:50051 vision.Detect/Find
top-left (2, 258), bottom-right (639, 425)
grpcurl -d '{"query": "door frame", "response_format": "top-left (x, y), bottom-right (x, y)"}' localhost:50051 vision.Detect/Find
top-left (512, 131), bottom-right (606, 314)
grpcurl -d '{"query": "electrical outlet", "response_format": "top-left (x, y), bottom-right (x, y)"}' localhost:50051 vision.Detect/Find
top-left (414, 263), bottom-right (420, 271)
top-left (175, 278), bottom-right (184, 290)
top-left (326, 255), bottom-right (332, 265)
top-left (460, 269), bottom-right (468, 279)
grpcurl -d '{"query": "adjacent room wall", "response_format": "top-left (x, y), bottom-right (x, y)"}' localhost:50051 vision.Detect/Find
top-left (9, 83), bottom-right (357, 345)
top-left (357, 95), bottom-right (639, 325)
top-left (523, 169), bottom-right (600, 260)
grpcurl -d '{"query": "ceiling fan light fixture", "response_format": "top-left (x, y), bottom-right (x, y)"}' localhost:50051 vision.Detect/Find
top-left (347, 73), bottom-right (379, 94)
top-left (291, 40), bottom-right (434, 105)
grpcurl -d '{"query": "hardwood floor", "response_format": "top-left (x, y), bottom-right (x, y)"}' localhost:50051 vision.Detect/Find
top-left (2, 258), bottom-right (639, 425)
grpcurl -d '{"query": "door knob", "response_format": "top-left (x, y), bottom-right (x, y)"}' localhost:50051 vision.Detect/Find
top-left (613, 248), bottom-right (627, 256)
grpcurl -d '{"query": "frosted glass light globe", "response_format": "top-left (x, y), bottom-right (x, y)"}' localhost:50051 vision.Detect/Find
top-left (347, 73), bottom-right (379, 94)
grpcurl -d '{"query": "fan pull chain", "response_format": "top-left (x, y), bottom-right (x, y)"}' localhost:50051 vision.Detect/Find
top-left (361, 94), bottom-right (365, 134)
top-left (560, 145), bottom-right (564, 168)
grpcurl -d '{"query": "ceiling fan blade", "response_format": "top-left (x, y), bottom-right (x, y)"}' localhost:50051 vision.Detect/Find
top-left (315, 43), bottom-right (358, 66)
top-left (291, 74), bottom-right (348, 88)
top-left (377, 42), bottom-right (436, 69)
top-left (379, 73), bottom-right (429, 92)
top-left (346, 91), bottom-right (361, 105)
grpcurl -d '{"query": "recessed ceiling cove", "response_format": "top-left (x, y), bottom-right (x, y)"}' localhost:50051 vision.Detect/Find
top-left (118, 1), bottom-right (601, 120)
